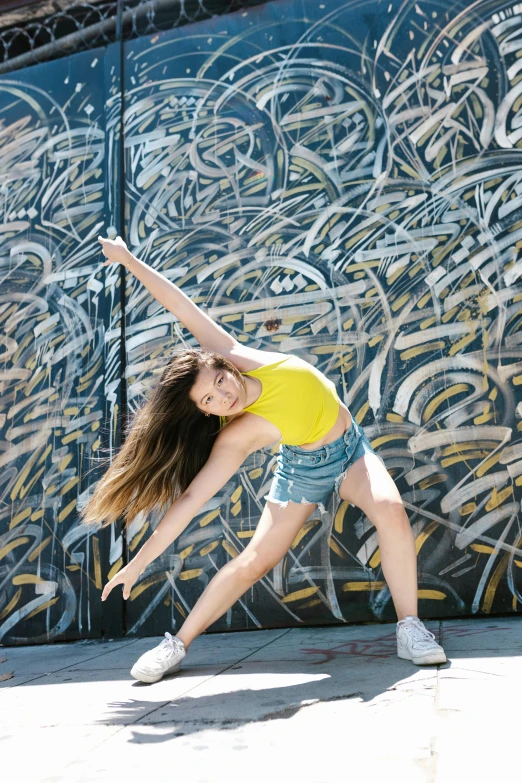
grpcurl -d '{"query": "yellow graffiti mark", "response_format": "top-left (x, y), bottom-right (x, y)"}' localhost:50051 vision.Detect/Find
top-left (370, 434), bottom-right (409, 448)
top-left (174, 601), bottom-right (187, 618)
top-left (415, 520), bottom-right (439, 554)
top-left (476, 452), bottom-right (501, 478)
top-left (107, 557), bottom-right (123, 581)
top-left (449, 330), bottom-right (476, 356)
top-left (282, 586), bottom-right (320, 603)
top-left (291, 519), bottom-right (319, 548)
top-left (369, 549), bottom-right (380, 568)
top-left (26, 596), bottom-right (60, 620)
top-left (20, 466), bottom-right (46, 500)
top-left (419, 473), bottom-right (447, 489)
top-left (129, 521), bottom-right (149, 552)
top-left (301, 599), bottom-right (322, 608)
top-left (329, 537), bottom-right (345, 559)
top-left (483, 552), bottom-right (511, 614)
top-left (441, 442), bottom-right (499, 456)
top-left (9, 507), bottom-right (31, 530)
top-left (58, 498), bottom-right (77, 523)
top-left (231, 500), bottom-right (242, 516)
top-left (199, 508), bottom-right (220, 527)
top-left (130, 573), bottom-right (169, 600)
top-left (59, 476), bottom-right (79, 496)
top-left (10, 445), bottom-right (45, 501)
top-left (342, 581), bottom-right (386, 592)
top-left (92, 537), bottom-right (102, 590)
top-left (418, 590), bottom-right (446, 600)
top-left (12, 574), bottom-right (45, 585)
top-left (391, 292), bottom-right (411, 312)
top-left (417, 291), bottom-right (432, 309)
top-left (423, 384), bottom-right (469, 423)
top-left (355, 402), bottom-right (369, 423)
top-left (334, 501), bottom-right (350, 534)
top-left (486, 486), bottom-right (513, 512)
top-left (474, 406), bottom-right (494, 424)
top-left (248, 468), bottom-right (263, 480)
top-left (237, 530), bottom-right (255, 538)
top-left (0, 537), bottom-right (30, 560)
top-left (470, 544), bottom-right (496, 554)
top-left (222, 541), bottom-right (239, 558)
top-left (178, 569), bottom-right (203, 581)
top-left (62, 430), bottom-right (82, 445)
top-left (230, 485), bottom-right (242, 503)
top-left (79, 356), bottom-right (103, 385)
top-left (58, 454), bottom-right (73, 473)
top-left (441, 452), bottom-right (491, 468)
top-left (0, 587), bottom-right (21, 620)
top-left (179, 545), bottom-right (194, 560)
top-left (200, 540), bottom-right (219, 556)
top-left (400, 341), bottom-right (446, 361)
top-left (28, 535), bottom-right (52, 562)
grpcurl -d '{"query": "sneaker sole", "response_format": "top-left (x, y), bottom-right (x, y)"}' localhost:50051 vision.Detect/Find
top-left (397, 647), bottom-right (447, 665)
top-left (130, 661), bottom-right (182, 684)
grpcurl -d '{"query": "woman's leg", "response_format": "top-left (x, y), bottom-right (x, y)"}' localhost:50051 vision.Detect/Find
top-left (337, 453), bottom-right (418, 620)
top-left (176, 500), bottom-right (317, 648)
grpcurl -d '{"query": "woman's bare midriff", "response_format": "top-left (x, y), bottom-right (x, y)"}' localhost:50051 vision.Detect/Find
top-left (296, 402), bottom-right (352, 451)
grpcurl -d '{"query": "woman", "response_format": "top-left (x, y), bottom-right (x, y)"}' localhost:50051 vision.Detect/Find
top-left (83, 235), bottom-right (447, 684)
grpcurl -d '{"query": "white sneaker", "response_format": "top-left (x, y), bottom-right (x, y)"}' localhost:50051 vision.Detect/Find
top-left (396, 616), bottom-right (447, 665)
top-left (130, 632), bottom-right (186, 683)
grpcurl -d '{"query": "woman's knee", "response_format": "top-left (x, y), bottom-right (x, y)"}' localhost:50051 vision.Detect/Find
top-left (234, 550), bottom-right (277, 583)
top-left (369, 499), bottom-right (409, 530)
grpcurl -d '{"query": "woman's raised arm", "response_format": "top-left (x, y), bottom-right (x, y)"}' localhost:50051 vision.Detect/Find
top-left (98, 235), bottom-right (238, 353)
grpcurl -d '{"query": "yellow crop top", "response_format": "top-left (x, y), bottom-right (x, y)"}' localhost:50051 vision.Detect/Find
top-left (241, 354), bottom-right (340, 445)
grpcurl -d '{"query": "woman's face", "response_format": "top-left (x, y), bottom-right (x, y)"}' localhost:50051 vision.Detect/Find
top-left (189, 365), bottom-right (245, 417)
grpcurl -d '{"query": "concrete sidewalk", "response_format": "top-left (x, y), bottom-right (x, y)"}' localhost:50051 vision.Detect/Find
top-left (1, 616), bottom-right (520, 783)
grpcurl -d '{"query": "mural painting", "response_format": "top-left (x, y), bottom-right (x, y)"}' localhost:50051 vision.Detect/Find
top-left (2, 0), bottom-right (522, 642)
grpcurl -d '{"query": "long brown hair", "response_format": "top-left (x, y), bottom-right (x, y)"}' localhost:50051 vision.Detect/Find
top-left (80, 349), bottom-right (246, 527)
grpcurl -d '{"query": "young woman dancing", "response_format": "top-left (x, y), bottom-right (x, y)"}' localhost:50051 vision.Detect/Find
top-left (83, 235), bottom-right (447, 683)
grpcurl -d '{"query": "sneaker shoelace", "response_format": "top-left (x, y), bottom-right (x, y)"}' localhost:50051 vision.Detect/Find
top-left (400, 618), bottom-right (437, 648)
top-left (154, 631), bottom-right (183, 662)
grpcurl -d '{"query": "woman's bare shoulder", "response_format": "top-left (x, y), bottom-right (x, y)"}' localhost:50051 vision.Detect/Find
top-left (222, 344), bottom-right (290, 372)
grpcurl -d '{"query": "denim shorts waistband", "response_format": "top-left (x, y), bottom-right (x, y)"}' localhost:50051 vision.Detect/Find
top-left (281, 418), bottom-right (358, 461)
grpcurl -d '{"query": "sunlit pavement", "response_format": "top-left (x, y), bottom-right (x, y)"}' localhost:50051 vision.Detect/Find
top-left (1, 616), bottom-right (520, 782)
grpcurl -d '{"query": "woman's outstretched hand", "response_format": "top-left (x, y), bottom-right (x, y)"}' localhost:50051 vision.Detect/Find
top-left (98, 235), bottom-right (132, 267)
top-left (101, 560), bottom-right (143, 601)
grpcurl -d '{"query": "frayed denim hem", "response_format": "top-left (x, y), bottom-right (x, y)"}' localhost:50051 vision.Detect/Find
top-left (334, 468), bottom-right (348, 496)
top-left (264, 494), bottom-right (328, 515)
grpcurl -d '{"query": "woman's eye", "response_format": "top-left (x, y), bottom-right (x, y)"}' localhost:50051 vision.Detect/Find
top-left (217, 377), bottom-right (223, 385)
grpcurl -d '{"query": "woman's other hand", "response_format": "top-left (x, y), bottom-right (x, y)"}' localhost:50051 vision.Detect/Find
top-left (101, 560), bottom-right (143, 601)
top-left (98, 235), bottom-right (132, 267)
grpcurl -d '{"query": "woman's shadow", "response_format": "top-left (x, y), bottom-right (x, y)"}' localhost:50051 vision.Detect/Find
top-left (101, 650), bottom-right (448, 743)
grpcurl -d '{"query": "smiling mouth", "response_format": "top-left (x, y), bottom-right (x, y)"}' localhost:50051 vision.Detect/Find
top-left (229, 398), bottom-right (238, 410)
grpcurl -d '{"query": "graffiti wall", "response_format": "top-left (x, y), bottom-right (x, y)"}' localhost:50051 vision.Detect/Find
top-left (123, 0), bottom-right (522, 636)
top-left (2, 0), bottom-right (522, 644)
top-left (0, 48), bottom-right (124, 644)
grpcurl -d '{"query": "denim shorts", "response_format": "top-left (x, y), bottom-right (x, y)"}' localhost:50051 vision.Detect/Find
top-left (265, 415), bottom-right (381, 514)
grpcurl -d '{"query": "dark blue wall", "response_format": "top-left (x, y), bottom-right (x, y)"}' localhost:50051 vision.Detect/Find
top-left (2, 0), bottom-right (522, 643)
